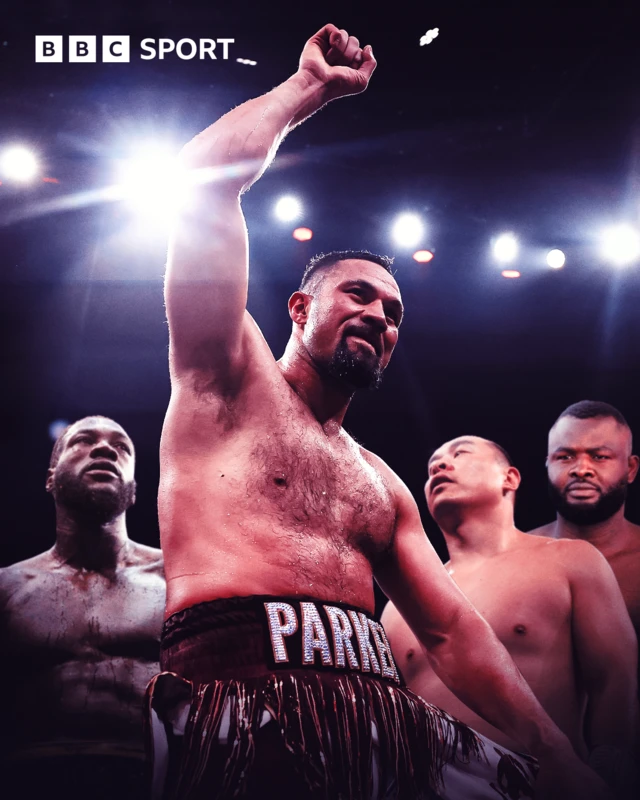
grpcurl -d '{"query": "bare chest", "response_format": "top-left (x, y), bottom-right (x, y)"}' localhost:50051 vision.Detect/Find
top-left (607, 552), bottom-right (640, 631)
top-left (244, 418), bottom-right (396, 561)
top-left (5, 571), bottom-right (165, 667)
top-left (450, 560), bottom-right (572, 648)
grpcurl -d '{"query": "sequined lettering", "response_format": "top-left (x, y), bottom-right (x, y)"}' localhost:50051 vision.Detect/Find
top-left (324, 605), bottom-right (360, 669)
top-left (301, 601), bottom-right (333, 666)
top-left (264, 602), bottom-right (298, 663)
top-left (348, 610), bottom-right (381, 674)
top-left (368, 619), bottom-right (400, 682)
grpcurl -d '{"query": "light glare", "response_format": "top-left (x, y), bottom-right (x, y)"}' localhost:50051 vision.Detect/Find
top-left (274, 196), bottom-right (302, 222)
top-left (1, 146), bottom-right (39, 182)
top-left (392, 213), bottom-right (425, 248)
top-left (493, 233), bottom-right (519, 264)
top-left (413, 250), bottom-right (434, 263)
top-left (546, 249), bottom-right (565, 269)
top-left (600, 224), bottom-right (640, 267)
top-left (501, 270), bottom-right (521, 279)
top-left (116, 146), bottom-right (189, 221)
top-left (293, 227), bottom-right (313, 241)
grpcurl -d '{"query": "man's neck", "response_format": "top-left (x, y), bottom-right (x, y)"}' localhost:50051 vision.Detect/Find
top-left (278, 343), bottom-right (354, 429)
top-left (53, 506), bottom-right (131, 573)
top-left (441, 504), bottom-right (520, 564)
top-left (552, 509), bottom-right (633, 557)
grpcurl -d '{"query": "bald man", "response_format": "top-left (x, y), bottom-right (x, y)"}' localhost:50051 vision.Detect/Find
top-left (530, 400), bottom-right (640, 654)
top-left (382, 435), bottom-right (638, 796)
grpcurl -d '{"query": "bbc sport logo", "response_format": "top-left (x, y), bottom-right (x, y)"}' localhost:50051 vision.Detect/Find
top-left (35, 36), bottom-right (235, 63)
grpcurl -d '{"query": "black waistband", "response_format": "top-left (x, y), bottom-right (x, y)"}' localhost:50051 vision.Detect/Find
top-left (162, 595), bottom-right (401, 684)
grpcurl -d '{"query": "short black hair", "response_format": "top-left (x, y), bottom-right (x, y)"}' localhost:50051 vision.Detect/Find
top-left (555, 400), bottom-right (629, 430)
top-left (49, 415), bottom-right (119, 469)
top-left (489, 440), bottom-right (514, 467)
top-left (299, 250), bottom-right (395, 292)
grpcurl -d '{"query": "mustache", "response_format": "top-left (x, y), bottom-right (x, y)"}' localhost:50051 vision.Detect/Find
top-left (564, 479), bottom-right (601, 493)
top-left (343, 325), bottom-right (381, 356)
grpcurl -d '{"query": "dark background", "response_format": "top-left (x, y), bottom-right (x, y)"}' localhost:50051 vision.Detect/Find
top-left (1, 2), bottom-right (639, 586)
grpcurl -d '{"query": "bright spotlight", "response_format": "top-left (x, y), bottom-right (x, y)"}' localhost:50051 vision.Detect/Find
top-left (293, 227), bottom-right (313, 241)
top-left (546, 249), bottom-right (565, 269)
top-left (274, 196), bottom-right (302, 223)
top-left (501, 270), bottom-right (521, 279)
top-left (0, 146), bottom-right (39, 182)
top-left (493, 233), bottom-right (518, 264)
top-left (392, 213), bottom-right (425, 248)
top-left (48, 419), bottom-right (69, 441)
top-left (600, 224), bottom-right (640, 267)
top-left (116, 146), bottom-right (188, 221)
top-left (413, 250), bottom-right (434, 263)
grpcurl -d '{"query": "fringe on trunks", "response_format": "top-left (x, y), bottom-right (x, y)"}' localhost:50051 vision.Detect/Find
top-left (145, 596), bottom-right (537, 800)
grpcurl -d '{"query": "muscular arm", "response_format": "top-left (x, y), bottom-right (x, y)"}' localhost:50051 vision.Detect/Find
top-left (166, 25), bottom-right (375, 378)
top-left (375, 485), bottom-right (568, 757)
top-left (566, 541), bottom-right (638, 756)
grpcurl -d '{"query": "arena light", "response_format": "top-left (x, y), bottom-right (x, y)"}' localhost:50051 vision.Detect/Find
top-left (116, 145), bottom-right (189, 221)
top-left (48, 419), bottom-right (69, 441)
top-left (293, 227), bottom-right (313, 241)
top-left (600, 224), bottom-right (640, 267)
top-left (274, 195), bottom-right (302, 223)
top-left (492, 233), bottom-right (519, 264)
top-left (546, 249), bottom-right (565, 269)
top-left (391, 213), bottom-right (425, 248)
top-left (501, 269), bottom-right (521, 279)
top-left (0, 146), bottom-right (39, 182)
top-left (413, 249), bottom-right (434, 263)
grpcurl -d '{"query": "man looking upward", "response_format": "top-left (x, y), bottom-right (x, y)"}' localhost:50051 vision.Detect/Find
top-left (383, 435), bottom-right (637, 797)
top-left (0, 416), bottom-right (165, 800)
top-left (149, 24), bottom-right (610, 800)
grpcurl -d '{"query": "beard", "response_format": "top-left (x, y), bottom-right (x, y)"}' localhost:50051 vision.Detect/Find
top-left (324, 335), bottom-right (384, 390)
top-left (52, 465), bottom-right (136, 522)
top-left (547, 476), bottom-right (628, 526)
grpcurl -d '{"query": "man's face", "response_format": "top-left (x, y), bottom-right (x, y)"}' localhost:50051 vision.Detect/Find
top-left (46, 418), bottom-right (136, 521)
top-left (425, 436), bottom-right (516, 520)
top-left (547, 415), bottom-right (639, 525)
top-left (302, 260), bottom-right (403, 390)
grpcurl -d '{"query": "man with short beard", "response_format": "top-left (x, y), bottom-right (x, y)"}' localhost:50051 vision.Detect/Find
top-left (529, 401), bottom-right (640, 659)
top-left (0, 415), bottom-right (165, 800)
top-left (149, 23), bottom-right (609, 800)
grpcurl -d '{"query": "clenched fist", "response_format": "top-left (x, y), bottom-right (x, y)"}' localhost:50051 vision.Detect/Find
top-left (297, 24), bottom-right (377, 103)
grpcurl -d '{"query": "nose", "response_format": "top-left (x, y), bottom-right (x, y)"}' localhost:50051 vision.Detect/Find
top-left (90, 440), bottom-right (118, 461)
top-left (569, 456), bottom-right (594, 478)
top-left (361, 299), bottom-right (388, 331)
top-left (429, 459), bottom-right (451, 477)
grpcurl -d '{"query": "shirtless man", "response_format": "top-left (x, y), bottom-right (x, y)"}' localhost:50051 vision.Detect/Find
top-left (148, 24), bottom-right (610, 800)
top-left (0, 416), bottom-right (165, 800)
top-left (530, 401), bottom-right (640, 652)
top-left (382, 435), bottom-right (638, 796)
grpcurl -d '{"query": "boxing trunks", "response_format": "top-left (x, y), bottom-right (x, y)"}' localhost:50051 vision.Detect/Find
top-left (145, 595), bottom-right (536, 799)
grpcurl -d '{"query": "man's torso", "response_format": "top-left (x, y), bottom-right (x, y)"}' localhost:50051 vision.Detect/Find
top-left (161, 318), bottom-right (397, 616)
top-left (0, 547), bottom-right (165, 754)
top-left (386, 538), bottom-right (585, 753)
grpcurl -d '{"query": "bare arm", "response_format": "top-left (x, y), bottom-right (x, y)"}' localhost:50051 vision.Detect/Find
top-left (566, 541), bottom-right (639, 787)
top-left (166, 25), bottom-right (376, 379)
top-left (374, 478), bottom-right (611, 798)
top-left (375, 485), bottom-right (566, 755)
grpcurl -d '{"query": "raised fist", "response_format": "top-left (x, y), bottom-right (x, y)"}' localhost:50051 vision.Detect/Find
top-left (298, 24), bottom-right (376, 102)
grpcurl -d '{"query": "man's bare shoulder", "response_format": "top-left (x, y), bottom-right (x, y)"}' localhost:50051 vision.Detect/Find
top-left (527, 521), bottom-right (558, 538)
top-left (0, 551), bottom-right (57, 605)
top-left (126, 542), bottom-right (165, 575)
top-left (357, 444), bottom-right (406, 501)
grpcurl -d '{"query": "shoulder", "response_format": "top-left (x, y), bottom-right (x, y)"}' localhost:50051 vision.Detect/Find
top-left (358, 446), bottom-right (409, 500)
top-left (0, 551), bottom-right (55, 606)
top-left (540, 538), bottom-right (616, 582)
top-left (128, 542), bottom-right (164, 569)
top-left (527, 521), bottom-right (557, 538)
